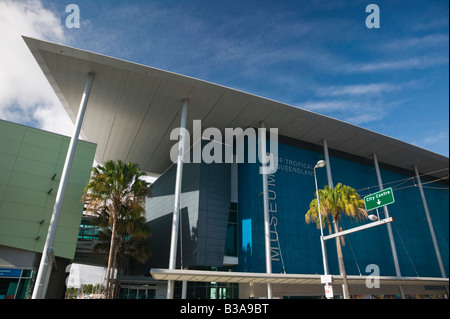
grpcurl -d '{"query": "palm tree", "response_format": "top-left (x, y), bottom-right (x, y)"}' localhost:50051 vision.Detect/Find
top-left (305, 182), bottom-right (368, 299)
top-left (112, 205), bottom-right (152, 298)
top-left (90, 204), bottom-right (152, 298)
top-left (82, 160), bottom-right (152, 298)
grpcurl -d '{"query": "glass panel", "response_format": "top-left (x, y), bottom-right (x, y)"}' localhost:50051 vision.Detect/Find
top-left (146, 289), bottom-right (155, 299)
top-left (228, 210), bottom-right (237, 223)
top-left (0, 278), bottom-right (19, 299)
top-left (119, 287), bottom-right (128, 299)
top-left (128, 288), bottom-right (137, 299)
top-left (16, 279), bottom-right (32, 299)
top-left (225, 224), bottom-right (237, 256)
top-left (138, 289), bottom-right (147, 299)
top-left (225, 202), bottom-right (238, 256)
top-left (7, 281), bottom-right (18, 297)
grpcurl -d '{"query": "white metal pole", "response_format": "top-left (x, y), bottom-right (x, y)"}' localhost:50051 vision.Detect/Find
top-left (322, 139), bottom-right (344, 295)
top-left (372, 153), bottom-right (405, 299)
top-left (314, 166), bottom-right (329, 277)
top-left (322, 217), bottom-right (394, 241)
top-left (322, 139), bottom-right (334, 188)
top-left (259, 121), bottom-right (273, 299)
top-left (32, 73), bottom-right (94, 299)
top-left (413, 165), bottom-right (447, 278)
top-left (181, 276), bottom-right (188, 299)
top-left (167, 99), bottom-right (188, 299)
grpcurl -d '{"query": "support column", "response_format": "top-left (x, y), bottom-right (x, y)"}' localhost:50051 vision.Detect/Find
top-left (259, 121), bottom-right (272, 299)
top-left (321, 140), bottom-right (332, 275)
top-left (32, 73), bottom-right (94, 299)
top-left (322, 139), bottom-right (334, 188)
top-left (321, 140), bottom-right (333, 273)
top-left (372, 153), bottom-right (405, 299)
top-left (322, 139), bottom-right (346, 298)
top-left (167, 99), bottom-right (188, 299)
top-left (413, 165), bottom-right (447, 278)
top-left (181, 267), bottom-right (188, 299)
top-left (314, 165), bottom-right (329, 277)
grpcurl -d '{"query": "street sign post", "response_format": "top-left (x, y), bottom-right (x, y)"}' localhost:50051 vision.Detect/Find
top-left (324, 284), bottom-right (333, 298)
top-left (364, 187), bottom-right (395, 211)
top-left (321, 275), bottom-right (333, 299)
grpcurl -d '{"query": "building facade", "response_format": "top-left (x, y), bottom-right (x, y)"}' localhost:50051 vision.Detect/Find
top-left (131, 135), bottom-right (449, 299)
top-left (22, 37), bottom-right (449, 299)
top-left (0, 120), bottom-right (96, 299)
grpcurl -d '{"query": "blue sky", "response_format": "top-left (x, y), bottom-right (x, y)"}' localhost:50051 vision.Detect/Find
top-left (1, 0), bottom-right (448, 156)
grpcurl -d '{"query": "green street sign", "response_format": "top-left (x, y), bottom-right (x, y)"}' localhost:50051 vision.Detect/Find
top-left (364, 187), bottom-right (395, 211)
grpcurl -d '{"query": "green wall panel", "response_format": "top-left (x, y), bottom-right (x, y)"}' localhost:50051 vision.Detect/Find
top-left (0, 121), bottom-right (25, 141)
top-left (0, 120), bottom-right (96, 260)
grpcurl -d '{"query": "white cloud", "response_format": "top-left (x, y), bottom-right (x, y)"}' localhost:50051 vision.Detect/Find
top-left (297, 100), bottom-right (362, 112)
top-left (422, 131), bottom-right (449, 145)
top-left (0, 0), bottom-right (73, 136)
top-left (316, 83), bottom-right (400, 97)
top-left (405, 130), bottom-right (449, 157)
top-left (421, 131), bottom-right (449, 156)
top-left (380, 34), bottom-right (449, 51)
top-left (344, 111), bottom-right (387, 125)
top-left (345, 56), bottom-right (449, 73)
top-left (296, 98), bottom-right (387, 125)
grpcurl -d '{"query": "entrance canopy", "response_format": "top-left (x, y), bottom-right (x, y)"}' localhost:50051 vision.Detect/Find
top-left (24, 36), bottom-right (448, 179)
top-left (150, 268), bottom-right (449, 287)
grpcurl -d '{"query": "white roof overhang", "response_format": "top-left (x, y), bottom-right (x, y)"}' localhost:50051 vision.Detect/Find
top-left (150, 268), bottom-right (449, 287)
top-left (23, 36), bottom-right (449, 180)
top-left (150, 268), bottom-right (449, 286)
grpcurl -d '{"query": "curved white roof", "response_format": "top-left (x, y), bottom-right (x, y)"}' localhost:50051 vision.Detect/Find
top-left (24, 36), bottom-right (448, 180)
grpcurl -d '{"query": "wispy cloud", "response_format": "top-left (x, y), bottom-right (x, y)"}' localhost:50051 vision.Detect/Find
top-left (298, 81), bottom-right (406, 125)
top-left (380, 34), bottom-right (449, 51)
top-left (315, 83), bottom-right (401, 97)
top-left (408, 130), bottom-right (450, 157)
top-left (410, 16), bottom-right (449, 33)
top-left (295, 79), bottom-right (404, 126)
top-left (344, 56), bottom-right (449, 73)
top-left (344, 111), bottom-right (387, 125)
top-left (295, 99), bottom-right (387, 125)
top-left (297, 100), bottom-right (356, 112)
top-left (341, 31), bottom-right (448, 75)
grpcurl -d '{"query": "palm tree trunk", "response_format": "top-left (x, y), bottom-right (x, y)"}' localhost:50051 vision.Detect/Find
top-left (327, 220), bottom-right (333, 236)
top-left (110, 237), bottom-right (120, 298)
top-left (333, 220), bottom-right (350, 299)
top-left (104, 212), bottom-right (117, 299)
top-left (114, 251), bottom-right (123, 299)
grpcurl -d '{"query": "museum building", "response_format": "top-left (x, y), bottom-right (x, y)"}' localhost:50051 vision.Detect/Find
top-left (21, 36), bottom-right (449, 299)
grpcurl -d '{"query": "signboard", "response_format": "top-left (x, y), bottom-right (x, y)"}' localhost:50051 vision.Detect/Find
top-left (321, 275), bottom-right (333, 284)
top-left (364, 187), bottom-right (395, 211)
top-left (0, 268), bottom-right (22, 278)
top-left (324, 284), bottom-right (333, 298)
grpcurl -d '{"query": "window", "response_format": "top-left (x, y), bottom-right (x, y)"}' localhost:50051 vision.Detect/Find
top-left (0, 268), bottom-right (35, 299)
top-left (119, 285), bottom-right (156, 299)
top-left (224, 203), bottom-right (238, 257)
top-left (78, 217), bottom-right (100, 240)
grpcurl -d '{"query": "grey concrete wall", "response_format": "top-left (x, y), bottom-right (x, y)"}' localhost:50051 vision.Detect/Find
top-left (197, 161), bottom-right (231, 267)
top-left (130, 150), bottom-right (231, 275)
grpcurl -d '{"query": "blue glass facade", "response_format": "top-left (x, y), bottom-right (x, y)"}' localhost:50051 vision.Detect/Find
top-left (237, 139), bottom-right (449, 279)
